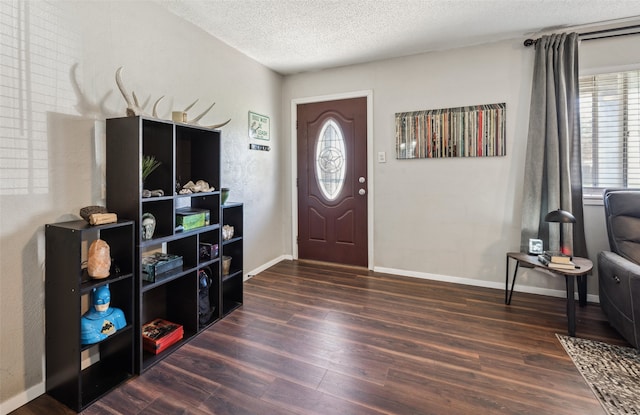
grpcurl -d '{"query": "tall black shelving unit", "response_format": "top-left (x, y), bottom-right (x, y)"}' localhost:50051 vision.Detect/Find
top-left (105, 116), bottom-right (242, 373)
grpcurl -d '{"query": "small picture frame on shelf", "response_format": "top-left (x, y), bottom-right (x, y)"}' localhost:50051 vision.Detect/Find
top-left (199, 242), bottom-right (219, 261)
top-left (528, 238), bottom-right (543, 255)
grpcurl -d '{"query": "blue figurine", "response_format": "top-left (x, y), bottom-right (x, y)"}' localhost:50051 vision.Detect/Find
top-left (81, 285), bottom-right (126, 345)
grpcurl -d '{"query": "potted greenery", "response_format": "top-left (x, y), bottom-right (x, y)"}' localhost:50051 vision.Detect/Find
top-left (142, 155), bottom-right (161, 184)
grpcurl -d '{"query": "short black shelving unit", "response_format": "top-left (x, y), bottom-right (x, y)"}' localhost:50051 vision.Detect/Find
top-left (45, 220), bottom-right (135, 412)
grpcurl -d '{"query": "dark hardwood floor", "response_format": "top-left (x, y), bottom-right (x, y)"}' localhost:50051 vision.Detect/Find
top-left (12, 260), bottom-right (628, 414)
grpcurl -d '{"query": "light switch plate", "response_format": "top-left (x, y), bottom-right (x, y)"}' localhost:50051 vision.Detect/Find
top-left (377, 151), bottom-right (386, 163)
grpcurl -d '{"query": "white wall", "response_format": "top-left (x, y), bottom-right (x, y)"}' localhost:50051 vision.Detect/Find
top-left (283, 40), bottom-right (537, 288)
top-left (0, 1), bottom-right (284, 412)
top-left (282, 33), bottom-right (640, 298)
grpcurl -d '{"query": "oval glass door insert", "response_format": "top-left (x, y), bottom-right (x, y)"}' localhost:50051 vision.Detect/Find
top-left (315, 119), bottom-right (346, 201)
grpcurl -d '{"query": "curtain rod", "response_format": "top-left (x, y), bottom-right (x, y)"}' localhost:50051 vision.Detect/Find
top-left (523, 23), bottom-right (640, 46)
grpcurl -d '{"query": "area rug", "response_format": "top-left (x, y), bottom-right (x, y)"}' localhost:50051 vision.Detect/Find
top-left (556, 334), bottom-right (640, 415)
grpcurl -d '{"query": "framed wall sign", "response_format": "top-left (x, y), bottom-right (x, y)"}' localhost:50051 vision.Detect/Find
top-left (249, 111), bottom-right (270, 141)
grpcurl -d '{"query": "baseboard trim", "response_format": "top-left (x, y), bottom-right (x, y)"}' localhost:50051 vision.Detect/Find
top-left (374, 266), bottom-right (600, 304)
top-left (1, 382), bottom-right (44, 415)
top-left (245, 255), bottom-right (292, 280)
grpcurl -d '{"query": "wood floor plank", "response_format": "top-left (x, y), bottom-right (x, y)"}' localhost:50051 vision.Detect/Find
top-left (11, 260), bottom-right (627, 414)
top-left (198, 385), bottom-right (297, 415)
top-left (195, 330), bottom-right (329, 389)
top-left (261, 378), bottom-right (389, 415)
top-left (318, 369), bottom-right (450, 415)
top-left (286, 313), bottom-right (485, 371)
top-left (169, 339), bottom-right (276, 399)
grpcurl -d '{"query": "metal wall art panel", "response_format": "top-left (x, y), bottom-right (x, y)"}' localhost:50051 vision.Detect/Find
top-left (395, 103), bottom-right (506, 159)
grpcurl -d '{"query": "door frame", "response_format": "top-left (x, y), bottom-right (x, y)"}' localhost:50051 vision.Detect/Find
top-left (290, 90), bottom-right (374, 269)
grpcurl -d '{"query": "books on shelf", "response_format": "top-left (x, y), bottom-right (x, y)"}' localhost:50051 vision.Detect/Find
top-left (142, 318), bottom-right (184, 355)
top-left (537, 254), bottom-right (577, 270)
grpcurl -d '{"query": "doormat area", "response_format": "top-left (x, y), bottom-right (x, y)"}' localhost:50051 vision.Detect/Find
top-left (556, 334), bottom-right (640, 415)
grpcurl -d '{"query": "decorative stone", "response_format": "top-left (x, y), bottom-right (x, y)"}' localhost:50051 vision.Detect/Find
top-left (88, 213), bottom-right (117, 226)
top-left (222, 225), bottom-right (234, 241)
top-left (195, 180), bottom-right (215, 192)
top-left (180, 179), bottom-right (215, 193)
top-left (80, 205), bottom-right (108, 222)
top-left (141, 212), bottom-right (156, 240)
top-left (87, 239), bottom-right (111, 279)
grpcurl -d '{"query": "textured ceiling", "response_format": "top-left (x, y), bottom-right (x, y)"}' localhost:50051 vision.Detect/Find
top-left (156, 0), bottom-right (640, 75)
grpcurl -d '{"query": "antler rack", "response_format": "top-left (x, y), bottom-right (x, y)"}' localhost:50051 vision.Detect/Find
top-left (115, 67), bottom-right (231, 129)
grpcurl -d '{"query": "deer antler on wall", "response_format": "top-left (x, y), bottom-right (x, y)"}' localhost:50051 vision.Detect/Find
top-left (115, 66), bottom-right (231, 129)
top-left (181, 99), bottom-right (231, 129)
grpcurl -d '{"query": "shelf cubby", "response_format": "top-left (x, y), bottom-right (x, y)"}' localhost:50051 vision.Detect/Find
top-left (140, 272), bottom-right (198, 371)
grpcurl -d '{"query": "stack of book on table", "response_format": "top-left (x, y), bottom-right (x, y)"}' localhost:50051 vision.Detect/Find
top-left (537, 251), bottom-right (577, 270)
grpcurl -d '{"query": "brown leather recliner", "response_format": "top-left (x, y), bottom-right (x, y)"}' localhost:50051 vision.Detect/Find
top-left (598, 189), bottom-right (640, 348)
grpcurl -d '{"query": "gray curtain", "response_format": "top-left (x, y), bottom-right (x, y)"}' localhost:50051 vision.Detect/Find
top-left (520, 32), bottom-right (587, 257)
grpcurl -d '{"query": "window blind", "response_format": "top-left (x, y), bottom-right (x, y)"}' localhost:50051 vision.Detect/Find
top-left (579, 70), bottom-right (640, 197)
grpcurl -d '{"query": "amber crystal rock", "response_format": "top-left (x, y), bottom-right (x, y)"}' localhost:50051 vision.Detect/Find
top-left (88, 239), bottom-right (111, 278)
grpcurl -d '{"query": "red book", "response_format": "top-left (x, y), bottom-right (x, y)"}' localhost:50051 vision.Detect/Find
top-left (142, 318), bottom-right (184, 355)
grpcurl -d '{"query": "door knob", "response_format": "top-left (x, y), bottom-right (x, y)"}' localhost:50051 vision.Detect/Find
top-left (359, 188), bottom-right (366, 196)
